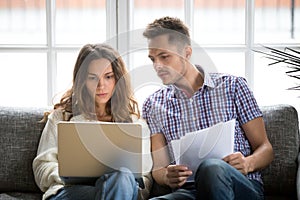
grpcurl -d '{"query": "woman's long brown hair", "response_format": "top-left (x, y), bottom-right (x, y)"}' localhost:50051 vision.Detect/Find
top-left (47, 43), bottom-right (139, 122)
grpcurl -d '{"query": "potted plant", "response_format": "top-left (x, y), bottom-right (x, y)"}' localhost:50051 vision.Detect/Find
top-left (254, 46), bottom-right (300, 91)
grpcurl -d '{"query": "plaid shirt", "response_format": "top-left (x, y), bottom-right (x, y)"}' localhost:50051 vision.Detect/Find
top-left (142, 65), bottom-right (263, 183)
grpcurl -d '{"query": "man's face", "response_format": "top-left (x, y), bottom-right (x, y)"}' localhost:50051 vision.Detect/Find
top-left (148, 34), bottom-right (187, 85)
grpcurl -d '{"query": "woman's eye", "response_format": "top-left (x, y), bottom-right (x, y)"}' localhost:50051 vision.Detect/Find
top-left (106, 75), bottom-right (114, 79)
top-left (88, 76), bottom-right (98, 81)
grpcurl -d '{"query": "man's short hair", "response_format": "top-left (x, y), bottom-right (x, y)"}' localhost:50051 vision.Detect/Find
top-left (143, 16), bottom-right (191, 48)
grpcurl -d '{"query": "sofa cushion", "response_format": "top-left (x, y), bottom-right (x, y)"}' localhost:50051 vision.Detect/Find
top-left (0, 192), bottom-right (42, 200)
top-left (0, 106), bottom-right (48, 193)
top-left (261, 104), bottom-right (299, 198)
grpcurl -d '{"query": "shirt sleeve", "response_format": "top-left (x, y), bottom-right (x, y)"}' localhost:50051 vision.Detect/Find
top-left (142, 96), bottom-right (162, 136)
top-left (234, 76), bottom-right (262, 125)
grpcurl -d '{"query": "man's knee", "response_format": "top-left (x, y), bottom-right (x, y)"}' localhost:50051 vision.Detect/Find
top-left (195, 159), bottom-right (227, 181)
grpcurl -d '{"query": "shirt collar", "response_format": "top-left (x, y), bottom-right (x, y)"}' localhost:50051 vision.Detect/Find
top-left (168, 65), bottom-right (215, 99)
top-left (196, 65), bottom-right (215, 89)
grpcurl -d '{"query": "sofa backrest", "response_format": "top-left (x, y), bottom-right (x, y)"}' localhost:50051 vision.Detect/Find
top-left (0, 106), bottom-right (48, 193)
top-left (261, 104), bottom-right (300, 198)
top-left (0, 104), bottom-right (299, 198)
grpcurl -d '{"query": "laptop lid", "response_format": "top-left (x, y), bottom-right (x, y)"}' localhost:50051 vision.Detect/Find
top-left (57, 121), bottom-right (143, 183)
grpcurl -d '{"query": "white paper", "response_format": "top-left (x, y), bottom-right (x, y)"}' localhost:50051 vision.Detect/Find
top-left (171, 119), bottom-right (235, 180)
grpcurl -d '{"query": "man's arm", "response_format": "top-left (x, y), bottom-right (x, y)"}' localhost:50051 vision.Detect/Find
top-left (151, 133), bottom-right (192, 188)
top-left (223, 117), bottom-right (274, 174)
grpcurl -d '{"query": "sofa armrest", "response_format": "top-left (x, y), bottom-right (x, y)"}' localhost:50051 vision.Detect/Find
top-left (0, 106), bottom-right (48, 193)
top-left (298, 152), bottom-right (300, 200)
top-left (261, 104), bottom-right (299, 198)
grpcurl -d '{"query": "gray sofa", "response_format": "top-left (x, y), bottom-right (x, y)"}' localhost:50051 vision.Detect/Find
top-left (0, 104), bottom-right (299, 199)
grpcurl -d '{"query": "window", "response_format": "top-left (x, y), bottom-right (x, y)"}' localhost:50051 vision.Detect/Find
top-left (0, 0), bottom-right (107, 106)
top-left (255, 0), bottom-right (299, 43)
top-left (127, 0), bottom-right (300, 112)
top-left (193, 0), bottom-right (246, 45)
top-left (0, 0), bottom-right (46, 44)
top-left (56, 0), bottom-right (106, 45)
top-left (0, 0), bottom-right (299, 113)
top-left (0, 52), bottom-right (47, 106)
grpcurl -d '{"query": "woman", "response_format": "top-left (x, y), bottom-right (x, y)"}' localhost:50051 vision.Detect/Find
top-left (32, 43), bottom-right (153, 200)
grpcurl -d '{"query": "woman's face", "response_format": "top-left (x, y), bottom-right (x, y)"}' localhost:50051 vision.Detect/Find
top-left (85, 58), bottom-right (116, 107)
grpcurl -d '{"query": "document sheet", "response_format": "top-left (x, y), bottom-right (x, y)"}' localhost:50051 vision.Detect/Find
top-left (171, 119), bottom-right (235, 180)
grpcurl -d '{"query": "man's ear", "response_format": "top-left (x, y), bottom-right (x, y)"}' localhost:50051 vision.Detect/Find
top-left (185, 46), bottom-right (192, 59)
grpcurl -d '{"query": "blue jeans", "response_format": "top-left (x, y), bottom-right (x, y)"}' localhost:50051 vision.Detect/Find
top-left (150, 159), bottom-right (264, 200)
top-left (48, 167), bottom-right (138, 200)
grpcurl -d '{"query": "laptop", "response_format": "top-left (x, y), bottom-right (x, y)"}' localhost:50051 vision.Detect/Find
top-left (57, 121), bottom-right (144, 185)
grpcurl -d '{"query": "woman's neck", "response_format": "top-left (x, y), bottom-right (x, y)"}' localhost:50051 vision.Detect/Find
top-left (95, 104), bottom-right (112, 122)
top-left (97, 115), bottom-right (112, 122)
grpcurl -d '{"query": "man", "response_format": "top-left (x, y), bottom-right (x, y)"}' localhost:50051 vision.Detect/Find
top-left (142, 16), bottom-right (273, 199)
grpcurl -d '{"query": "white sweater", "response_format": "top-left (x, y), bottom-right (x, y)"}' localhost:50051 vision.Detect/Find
top-left (32, 109), bottom-right (153, 200)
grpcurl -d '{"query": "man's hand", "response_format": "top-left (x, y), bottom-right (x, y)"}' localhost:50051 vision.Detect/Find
top-left (223, 152), bottom-right (251, 175)
top-left (164, 165), bottom-right (193, 188)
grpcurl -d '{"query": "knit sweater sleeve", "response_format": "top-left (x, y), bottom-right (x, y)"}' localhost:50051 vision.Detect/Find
top-left (32, 110), bottom-right (64, 192)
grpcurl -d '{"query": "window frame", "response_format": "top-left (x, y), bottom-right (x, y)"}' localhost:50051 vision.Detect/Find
top-left (0, 0), bottom-right (298, 106)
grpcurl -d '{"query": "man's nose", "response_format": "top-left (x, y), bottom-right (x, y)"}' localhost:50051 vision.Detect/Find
top-left (153, 60), bottom-right (163, 70)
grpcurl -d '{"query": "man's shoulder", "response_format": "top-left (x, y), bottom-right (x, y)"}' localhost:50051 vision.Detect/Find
top-left (195, 64), bottom-right (242, 82)
top-left (145, 86), bottom-right (172, 100)
top-left (142, 86), bottom-right (172, 110)
top-left (209, 72), bottom-right (238, 80)
top-left (208, 72), bottom-right (246, 86)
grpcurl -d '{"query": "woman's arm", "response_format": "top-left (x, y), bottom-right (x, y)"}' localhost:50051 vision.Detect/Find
top-left (32, 111), bottom-right (64, 192)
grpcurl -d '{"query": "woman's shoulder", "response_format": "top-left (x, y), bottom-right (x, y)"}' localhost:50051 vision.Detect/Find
top-left (131, 115), bottom-right (150, 136)
top-left (47, 109), bottom-right (64, 120)
top-left (47, 109), bottom-right (73, 122)
top-left (70, 114), bottom-right (88, 121)
top-left (131, 114), bottom-right (146, 124)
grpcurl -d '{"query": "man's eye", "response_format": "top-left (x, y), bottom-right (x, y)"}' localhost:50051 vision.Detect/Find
top-left (161, 55), bottom-right (169, 59)
top-left (149, 57), bottom-right (154, 62)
